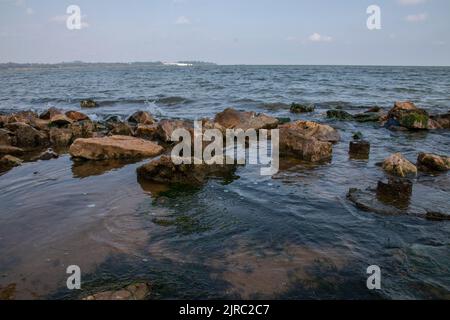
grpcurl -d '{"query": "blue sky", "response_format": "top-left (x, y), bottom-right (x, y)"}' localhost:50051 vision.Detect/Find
top-left (0, 0), bottom-right (449, 65)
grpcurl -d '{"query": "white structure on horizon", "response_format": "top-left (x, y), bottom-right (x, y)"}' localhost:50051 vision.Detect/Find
top-left (163, 62), bottom-right (193, 67)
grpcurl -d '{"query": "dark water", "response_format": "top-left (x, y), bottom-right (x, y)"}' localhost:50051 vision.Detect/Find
top-left (0, 65), bottom-right (449, 299)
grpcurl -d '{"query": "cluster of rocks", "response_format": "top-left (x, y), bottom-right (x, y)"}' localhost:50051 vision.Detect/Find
top-left (347, 151), bottom-right (450, 221)
top-left (327, 101), bottom-right (449, 130)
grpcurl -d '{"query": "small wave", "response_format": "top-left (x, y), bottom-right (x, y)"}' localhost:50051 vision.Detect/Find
top-left (155, 96), bottom-right (193, 106)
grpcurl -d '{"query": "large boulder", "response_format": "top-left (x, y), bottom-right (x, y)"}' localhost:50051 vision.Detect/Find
top-left (279, 121), bottom-right (338, 162)
top-left (5, 122), bottom-right (48, 148)
top-left (137, 155), bottom-right (236, 186)
top-left (214, 108), bottom-right (278, 130)
top-left (70, 135), bottom-right (164, 160)
top-left (128, 111), bottom-right (155, 125)
top-left (385, 101), bottom-right (430, 130)
top-left (417, 153), bottom-right (450, 172)
top-left (382, 153), bottom-right (417, 177)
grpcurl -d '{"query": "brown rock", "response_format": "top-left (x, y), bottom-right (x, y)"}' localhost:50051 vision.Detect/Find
top-left (376, 178), bottom-right (412, 210)
top-left (430, 113), bottom-right (450, 129)
top-left (135, 124), bottom-right (159, 139)
top-left (417, 153), bottom-right (450, 172)
top-left (385, 101), bottom-right (430, 130)
top-left (6, 111), bottom-right (39, 125)
top-left (5, 122), bottom-right (48, 148)
top-left (33, 148), bottom-right (59, 161)
top-left (157, 119), bottom-right (194, 142)
top-left (128, 111), bottom-right (155, 125)
top-left (108, 121), bottom-right (134, 136)
top-left (40, 107), bottom-right (62, 120)
top-left (280, 120), bottom-right (340, 143)
top-left (83, 283), bottom-right (150, 301)
top-left (214, 108), bottom-right (279, 130)
top-left (0, 145), bottom-right (24, 156)
top-left (70, 135), bottom-right (164, 160)
top-left (137, 155), bottom-right (236, 186)
top-left (69, 121), bottom-right (96, 140)
top-left (50, 127), bottom-right (73, 147)
top-left (49, 114), bottom-right (73, 127)
top-left (382, 153), bottom-right (417, 177)
top-left (80, 99), bottom-right (98, 108)
top-left (0, 129), bottom-right (12, 145)
top-left (279, 121), bottom-right (335, 162)
top-left (0, 155), bottom-right (23, 169)
top-left (65, 111), bottom-right (90, 122)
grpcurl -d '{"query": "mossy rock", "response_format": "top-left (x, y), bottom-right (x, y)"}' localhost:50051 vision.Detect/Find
top-left (290, 103), bottom-right (315, 113)
top-left (398, 110), bottom-right (429, 129)
top-left (326, 109), bottom-right (353, 120)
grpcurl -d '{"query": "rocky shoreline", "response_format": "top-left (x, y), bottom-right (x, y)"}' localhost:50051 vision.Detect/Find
top-left (0, 99), bottom-right (449, 299)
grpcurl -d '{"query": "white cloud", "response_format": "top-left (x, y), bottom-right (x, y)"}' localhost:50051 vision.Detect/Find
top-left (175, 16), bottom-right (191, 25)
top-left (405, 13), bottom-right (428, 22)
top-left (308, 33), bottom-right (332, 42)
top-left (398, 0), bottom-right (428, 5)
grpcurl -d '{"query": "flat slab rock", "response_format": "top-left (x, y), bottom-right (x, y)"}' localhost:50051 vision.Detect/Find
top-left (69, 135), bottom-right (164, 160)
top-left (83, 283), bottom-right (150, 300)
top-left (347, 184), bottom-right (450, 221)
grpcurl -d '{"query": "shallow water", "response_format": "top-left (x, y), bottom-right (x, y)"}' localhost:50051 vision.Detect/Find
top-left (0, 65), bottom-right (449, 299)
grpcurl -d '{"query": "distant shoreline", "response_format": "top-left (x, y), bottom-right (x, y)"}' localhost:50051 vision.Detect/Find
top-left (1, 62), bottom-right (449, 69)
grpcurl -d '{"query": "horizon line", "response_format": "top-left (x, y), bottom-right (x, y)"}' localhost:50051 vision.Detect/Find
top-left (1, 61), bottom-right (450, 68)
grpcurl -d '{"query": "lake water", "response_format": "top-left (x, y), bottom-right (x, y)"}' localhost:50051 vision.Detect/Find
top-left (0, 65), bottom-right (449, 299)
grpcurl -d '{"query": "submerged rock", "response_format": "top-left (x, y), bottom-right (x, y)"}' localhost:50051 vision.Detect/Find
top-left (349, 141), bottom-right (370, 159)
top-left (70, 135), bottom-right (164, 160)
top-left (348, 183), bottom-right (450, 221)
top-left (290, 103), bottom-right (315, 113)
top-left (128, 111), bottom-right (155, 125)
top-left (382, 153), bottom-right (417, 177)
top-left (83, 283), bottom-right (150, 300)
top-left (80, 99), bottom-right (98, 108)
top-left (385, 101), bottom-right (430, 130)
top-left (376, 178), bottom-right (413, 210)
top-left (417, 153), bottom-right (450, 172)
top-left (279, 120), bottom-right (338, 162)
top-left (137, 155), bottom-right (236, 186)
top-left (214, 108), bottom-right (279, 130)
